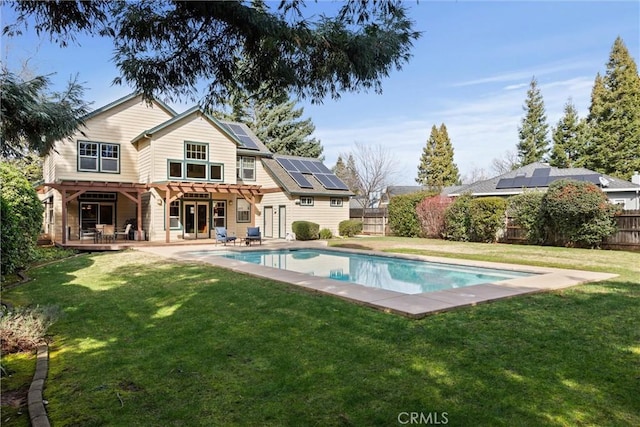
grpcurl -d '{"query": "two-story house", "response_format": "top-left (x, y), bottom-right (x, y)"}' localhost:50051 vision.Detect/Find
top-left (39, 93), bottom-right (352, 244)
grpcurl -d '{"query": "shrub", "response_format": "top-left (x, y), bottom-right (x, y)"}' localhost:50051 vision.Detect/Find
top-left (319, 228), bottom-right (333, 239)
top-left (292, 221), bottom-right (320, 240)
top-left (507, 192), bottom-right (545, 244)
top-left (0, 305), bottom-right (61, 353)
top-left (540, 179), bottom-right (619, 248)
top-left (443, 194), bottom-right (473, 241)
top-left (468, 197), bottom-right (507, 243)
top-left (338, 220), bottom-right (363, 237)
top-left (415, 195), bottom-right (453, 238)
top-left (1, 163), bottom-right (44, 276)
top-left (388, 191), bottom-right (436, 237)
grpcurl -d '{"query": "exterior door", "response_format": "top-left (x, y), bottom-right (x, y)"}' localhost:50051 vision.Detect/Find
top-left (279, 206), bottom-right (286, 238)
top-left (80, 202), bottom-right (114, 231)
top-left (264, 206), bottom-right (273, 238)
top-left (184, 202), bottom-right (209, 239)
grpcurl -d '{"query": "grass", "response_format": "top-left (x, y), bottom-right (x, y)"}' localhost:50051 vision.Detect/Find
top-left (1, 240), bottom-right (639, 426)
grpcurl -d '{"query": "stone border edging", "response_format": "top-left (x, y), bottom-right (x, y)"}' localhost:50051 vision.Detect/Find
top-left (28, 344), bottom-right (51, 427)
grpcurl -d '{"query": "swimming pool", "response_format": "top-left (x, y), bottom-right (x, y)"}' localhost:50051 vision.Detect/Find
top-left (206, 248), bottom-right (534, 294)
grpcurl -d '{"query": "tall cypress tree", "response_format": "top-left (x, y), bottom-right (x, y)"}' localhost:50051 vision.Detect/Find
top-left (333, 154), bottom-right (361, 193)
top-left (549, 99), bottom-right (588, 168)
top-left (585, 37), bottom-right (640, 180)
top-left (517, 77), bottom-right (550, 167)
top-left (416, 123), bottom-right (460, 188)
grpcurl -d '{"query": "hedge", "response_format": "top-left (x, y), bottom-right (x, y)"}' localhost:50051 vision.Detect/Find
top-left (338, 219), bottom-right (363, 237)
top-left (292, 221), bottom-right (320, 240)
top-left (388, 191), bottom-right (436, 237)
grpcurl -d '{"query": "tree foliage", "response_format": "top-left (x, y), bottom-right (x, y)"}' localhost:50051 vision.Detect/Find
top-left (0, 68), bottom-right (90, 157)
top-left (517, 77), bottom-right (550, 167)
top-left (415, 195), bottom-right (453, 238)
top-left (468, 197), bottom-right (507, 243)
top-left (416, 124), bottom-right (460, 188)
top-left (506, 191), bottom-right (545, 244)
top-left (333, 155), bottom-right (360, 194)
top-left (540, 179), bottom-right (619, 248)
top-left (5, 1), bottom-right (421, 108)
top-left (549, 99), bottom-right (588, 168)
top-left (585, 37), bottom-right (640, 180)
top-left (443, 194), bottom-right (473, 242)
top-left (388, 191), bottom-right (435, 237)
top-left (1, 163), bottom-right (44, 276)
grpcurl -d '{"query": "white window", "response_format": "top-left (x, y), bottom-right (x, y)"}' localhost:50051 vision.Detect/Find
top-left (237, 156), bottom-right (255, 181)
top-left (101, 144), bottom-right (119, 172)
top-left (236, 198), bottom-right (250, 223)
top-left (330, 198), bottom-right (343, 207)
top-left (300, 196), bottom-right (314, 206)
top-left (79, 142), bottom-right (98, 171)
top-left (79, 141), bottom-right (119, 173)
top-left (185, 142), bottom-right (207, 160)
top-left (169, 201), bottom-right (180, 228)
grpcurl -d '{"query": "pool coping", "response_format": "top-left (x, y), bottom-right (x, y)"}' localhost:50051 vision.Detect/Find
top-left (134, 243), bottom-right (618, 318)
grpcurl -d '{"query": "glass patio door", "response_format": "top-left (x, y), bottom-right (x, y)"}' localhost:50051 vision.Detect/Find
top-left (184, 202), bottom-right (209, 239)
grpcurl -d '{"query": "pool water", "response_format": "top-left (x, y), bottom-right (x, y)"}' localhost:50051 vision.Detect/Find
top-left (208, 249), bottom-right (534, 294)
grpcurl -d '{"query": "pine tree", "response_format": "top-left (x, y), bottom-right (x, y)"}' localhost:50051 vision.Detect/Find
top-left (585, 37), bottom-right (640, 180)
top-left (416, 124), bottom-right (460, 188)
top-left (252, 98), bottom-right (324, 159)
top-left (333, 155), bottom-right (361, 194)
top-left (549, 99), bottom-right (588, 168)
top-left (517, 77), bottom-right (550, 166)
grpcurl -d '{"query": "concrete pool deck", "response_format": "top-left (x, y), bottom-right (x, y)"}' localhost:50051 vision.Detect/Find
top-left (134, 241), bottom-right (618, 318)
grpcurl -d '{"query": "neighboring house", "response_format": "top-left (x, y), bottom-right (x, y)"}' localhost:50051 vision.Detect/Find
top-left (39, 93), bottom-right (352, 243)
top-left (448, 162), bottom-right (640, 210)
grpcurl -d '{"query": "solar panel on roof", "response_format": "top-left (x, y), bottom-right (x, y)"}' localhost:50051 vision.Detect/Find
top-left (532, 168), bottom-right (551, 177)
top-left (512, 176), bottom-right (530, 187)
top-left (315, 173), bottom-right (336, 189)
top-left (327, 175), bottom-right (349, 190)
top-left (290, 159), bottom-right (311, 173)
top-left (315, 162), bottom-right (332, 174)
top-left (277, 158), bottom-right (296, 172)
top-left (289, 171), bottom-right (313, 188)
top-left (529, 177), bottom-right (548, 187)
top-left (225, 123), bottom-right (259, 150)
top-left (495, 178), bottom-right (514, 189)
top-left (304, 161), bottom-right (324, 174)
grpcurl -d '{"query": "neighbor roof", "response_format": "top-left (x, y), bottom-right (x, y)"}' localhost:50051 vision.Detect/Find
top-left (449, 162), bottom-right (640, 196)
top-left (262, 155), bottom-right (354, 197)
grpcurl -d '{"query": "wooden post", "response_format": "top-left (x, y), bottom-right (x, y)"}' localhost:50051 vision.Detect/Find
top-left (165, 188), bottom-right (171, 243)
top-left (137, 191), bottom-right (143, 241)
top-left (61, 190), bottom-right (68, 244)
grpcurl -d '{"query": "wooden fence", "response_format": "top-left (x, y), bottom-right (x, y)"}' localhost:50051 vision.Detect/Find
top-left (349, 208), bottom-right (389, 235)
top-left (505, 210), bottom-right (640, 250)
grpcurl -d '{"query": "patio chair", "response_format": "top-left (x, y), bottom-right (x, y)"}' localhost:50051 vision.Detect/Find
top-left (102, 224), bottom-right (115, 242)
top-left (245, 227), bottom-right (262, 246)
top-left (215, 227), bottom-right (237, 245)
top-left (115, 223), bottom-right (132, 241)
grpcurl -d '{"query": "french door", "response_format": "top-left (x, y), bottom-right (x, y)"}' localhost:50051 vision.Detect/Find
top-left (80, 202), bottom-right (114, 231)
top-left (184, 202), bottom-right (209, 239)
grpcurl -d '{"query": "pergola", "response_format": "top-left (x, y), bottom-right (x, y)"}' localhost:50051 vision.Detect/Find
top-left (41, 180), bottom-right (269, 244)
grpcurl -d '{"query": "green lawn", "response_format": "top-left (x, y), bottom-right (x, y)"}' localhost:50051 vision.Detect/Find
top-left (2, 240), bottom-right (639, 426)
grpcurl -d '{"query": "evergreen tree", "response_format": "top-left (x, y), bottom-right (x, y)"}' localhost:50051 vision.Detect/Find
top-left (333, 155), bottom-right (361, 194)
top-left (416, 124), bottom-right (460, 188)
top-left (252, 98), bottom-right (324, 159)
top-left (585, 37), bottom-right (640, 180)
top-left (517, 77), bottom-right (550, 166)
top-left (549, 99), bottom-right (588, 168)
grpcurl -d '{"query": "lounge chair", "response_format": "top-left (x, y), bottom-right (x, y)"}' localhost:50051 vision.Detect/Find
top-left (245, 227), bottom-right (262, 245)
top-left (115, 223), bottom-right (132, 240)
top-left (215, 227), bottom-right (237, 245)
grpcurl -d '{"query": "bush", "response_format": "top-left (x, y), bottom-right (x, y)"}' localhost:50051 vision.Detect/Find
top-left (291, 221), bottom-right (320, 240)
top-left (388, 191), bottom-right (436, 237)
top-left (468, 197), bottom-right (507, 243)
top-left (507, 192), bottom-right (545, 244)
top-left (319, 228), bottom-right (333, 239)
top-left (1, 163), bottom-right (44, 276)
top-left (416, 195), bottom-right (453, 238)
top-left (540, 179), bottom-right (619, 248)
top-left (338, 220), bottom-right (363, 237)
top-left (0, 305), bottom-right (61, 353)
top-left (443, 194), bottom-right (473, 241)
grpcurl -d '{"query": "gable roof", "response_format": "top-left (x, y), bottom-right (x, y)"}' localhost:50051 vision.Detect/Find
top-left (450, 162), bottom-right (640, 196)
top-left (130, 107), bottom-right (270, 154)
top-left (82, 92), bottom-right (177, 121)
top-left (262, 155), bottom-right (354, 197)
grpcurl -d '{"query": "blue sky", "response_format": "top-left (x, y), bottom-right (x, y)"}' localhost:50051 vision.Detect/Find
top-left (2, 1), bottom-right (639, 184)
